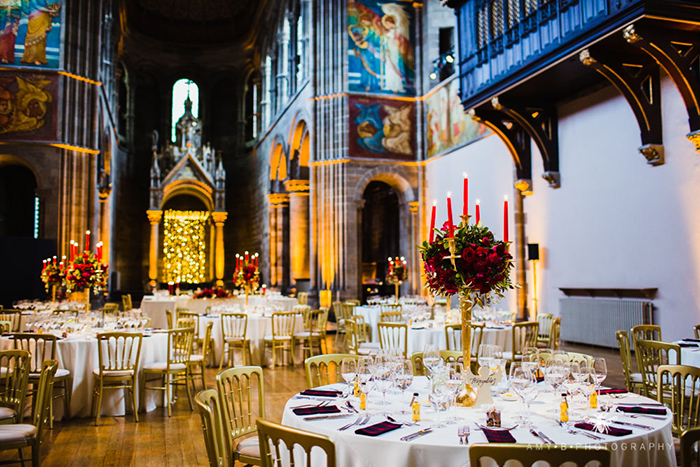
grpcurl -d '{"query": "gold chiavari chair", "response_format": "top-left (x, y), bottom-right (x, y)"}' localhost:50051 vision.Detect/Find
top-left (658, 365), bottom-right (700, 437)
top-left (681, 427), bottom-right (700, 467)
top-left (352, 314), bottom-right (370, 344)
top-left (632, 324), bottom-right (662, 344)
top-left (93, 332), bottom-right (143, 425)
top-left (175, 307), bottom-right (190, 317)
top-left (379, 311), bottom-right (403, 323)
top-left (377, 322), bottom-right (407, 358)
top-left (469, 444), bottom-right (610, 467)
top-left (13, 333), bottom-right (71, 428)
top-left (305, 354), bottom-right (358, 389)
top-left (344, 318), bottom-right (378, 356)
top-left (536, 313), bottom-right (555, 348)
top-left (101, 303), bottom-right (120, 314)
top-left (121, 293), bottom-right (133, 312)
top-left (0, 311), bottom-right (22, 333)
top-left (0, 360), bottom-right (57, 467)
top-left (263, 312), bottom-right (297, 367)
top-left (566, 352), bottom-right (595, 365)
top-left (257, 418), bottom-right (336, 467)
top-left (636, 339), bottom-right (681, 400)
top-left (217, 366), bottom-right (264, 466)
top-left (141, 327), bottom-right (195, 416)
top-left (332, 302), bottom-right (347, 346)
top-left (616, 330), bottom-right (644, 393)
top-left (165, 309), bottom-right (173, 330)
top-left (195, 389), bottom-right (229, 467)
top-left (297, 292), bottom-right (309, 305)
top-left (443, 323), bottom-right (483, 371)
top-left (380, 303), bottom-right (402, 313)
top-left (548, 317), bottom-right (561, 350)
top-left (0, 350), bottom-right (31, 425)
top-left (503, 321), bottom-right (539, 365)
top-left (445, 323), bottom-right (461, 351)
top-left (220, 313), bottom-right (251, 369)
top-left (695, 325), bottom-right (700, 339)
top-left (0, 321), bottom-right (12, 335)
top-left (177, 310), bottom-right (207, 352)
top-left (294, 309), bottom-right (328, 360)
top-left (346, 299), bottom-right (361, 306)
top-left (189, 321), bottom-right (213, 391)
top-left (411, 350), bottom-right (463, 376)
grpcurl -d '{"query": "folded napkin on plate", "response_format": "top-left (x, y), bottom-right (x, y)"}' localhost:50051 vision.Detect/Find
top-left (482, 428), bottom-right (516, 443)
top-left (574, 422), bottom-right (632, 436)
top-left (616, 406), bottom-right (667, 416)
top-left (679, 342), bottom-right (699, 348)
top-left (683, 338), bottom-right (700, 343)
top-left (299, 389), bottom-right (341, 397)
top-left (355, 421), bottom-right (402, 437)
top-left (292, 405), bottom-right (341, 416)
top-left (598, 388), bottom-right (628, 395)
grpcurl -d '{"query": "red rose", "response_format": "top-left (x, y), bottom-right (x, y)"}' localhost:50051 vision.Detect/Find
top-left (461, 247), bottom-right (475, 263)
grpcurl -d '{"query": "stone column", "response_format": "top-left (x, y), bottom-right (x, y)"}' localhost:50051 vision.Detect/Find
top-left (285, 179), bottom-right (310, 288)
top-left (408, 201), bottom-right (419, 295)
top-left (146, 210), bottom-right (162, 289)
top-left (268, 194), bottom-right (290, 290)
top-left (211, 211), bottom-right (228, 287)
top-left (355, 199), bottom-right (366, 300)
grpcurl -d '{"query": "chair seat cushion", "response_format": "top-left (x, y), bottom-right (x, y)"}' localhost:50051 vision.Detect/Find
top-left (0, 407), bottom-right (16, 421)
top-left (92, 369), bottom-right (134, 377)
top-left (0, 424), bottom-right (37, 443)
top-left (190, 355), bottom-right (204, 362)
top-left (630, 373), bottom-right (643, 383)
top-left (236, 435), bottom-right (261, 459)
top-left (263, 335), bottom-right (292, 341)
top-left (224, 337), bottom-right (247, 343)
top-left (30, 368), bottom-right (70, 380)
top-left (143, 362), bottom-right (186, 371)
top-left (293, 331), bottom-right (321, 338)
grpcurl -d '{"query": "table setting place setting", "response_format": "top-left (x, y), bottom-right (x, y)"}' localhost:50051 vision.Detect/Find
top-left (284, 346), bottom-right (673, 449)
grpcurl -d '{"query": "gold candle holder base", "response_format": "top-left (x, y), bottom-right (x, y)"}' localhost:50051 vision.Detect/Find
top-left (456, 384), bottom-right (478, 407)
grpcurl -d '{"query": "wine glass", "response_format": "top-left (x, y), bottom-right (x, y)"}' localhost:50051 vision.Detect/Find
top-left (445, 361), bottom-right (464, 424)
top-left (593, 357), bottom-right (607, 389)
top-left (478, 344), bottom-right (494, 373)
top-left (341, 358), bottom-right (357, 397)
top-left (509, 362), bottom-right (537, 426)
top-left (429, 366), bottom-right (450, 428)
top-left (392, 359), bottom-right (414, 413)
top-left (521, 347), bottom-right (539, 376)
top-left (373, 355), bottom-right (393, 408)
top-left (423, 344), bottom-right (441, 375)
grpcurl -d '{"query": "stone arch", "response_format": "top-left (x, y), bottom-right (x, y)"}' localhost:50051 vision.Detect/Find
top-left (0, 154), bottom-right (41, 187)
top-left (161, 180), bottom-right (214, 212)
top-left (269, 137), bottom-right (288, 181)
top-left (352, 167), bottom-right (416, 206)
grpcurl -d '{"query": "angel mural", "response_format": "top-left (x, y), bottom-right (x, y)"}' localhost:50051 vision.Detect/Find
top-left (351, 97), bottom-right (414, 159)
top-left (348, 0), bottom-right (415, 96)
top-left (0, 75), bottom-right (52, 134)
top-left (0, 0), bottom-right (61, 67)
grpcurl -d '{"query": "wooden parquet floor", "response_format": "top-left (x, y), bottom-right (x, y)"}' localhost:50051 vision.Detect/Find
top-left (0, 339), bottom-right (626, 466)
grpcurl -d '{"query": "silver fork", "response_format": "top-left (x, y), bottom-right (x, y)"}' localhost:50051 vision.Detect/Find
top-left (338, 415), bottom-right (363, 431)
top-left (359, 415), bottom-right (371, 426)
top-left (292, 400), bottom-right (331, 409)
top-left (458, 426), bottom-right (465, 445)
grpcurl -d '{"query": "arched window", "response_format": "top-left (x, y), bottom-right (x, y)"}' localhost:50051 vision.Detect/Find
top-left (171, 79), bottom-right (199, 142)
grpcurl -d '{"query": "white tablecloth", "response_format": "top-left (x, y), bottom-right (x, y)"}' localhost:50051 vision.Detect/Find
top-left (198, 313), bottom-right (304, 366)
top-left (679, 345), bottom-right (700, 367)
top-left (0, 333), bottom-right (169, 419)
top-left (281, 378), bottom-right (676, 467)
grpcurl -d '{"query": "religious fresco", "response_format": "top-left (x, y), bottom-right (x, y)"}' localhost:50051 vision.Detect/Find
top-left (348, 0), bottom-right (415, 96)
top-left (0, 71), bottom-right (58, 140)
top-left (425, 78), bottom-right (488, 158)
top-left (0, 0), bottom-right (62, 68)
top-left (349, 95), bottom-right (415, 160)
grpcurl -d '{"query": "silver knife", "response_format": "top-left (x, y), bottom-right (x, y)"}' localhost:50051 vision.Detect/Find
top-left (537, 430), bottom-right (556, 445)
top-left (303, 414), bottom-right (353, 421)
top-left (530, 429), bottom-right (550, 444)
top-left (401, 427), bottom-right (433, 442)
top-left (612, 420), bottom-right (653, 430)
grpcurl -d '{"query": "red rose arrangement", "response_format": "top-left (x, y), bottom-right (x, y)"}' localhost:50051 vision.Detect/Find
top-left (64, 251), bottom-right (108, 293)
top-left (387, 256), bottom-right (408, 283)
top-left (419, 220), bottom-right (515, 305)
top-left (234, 251), bottom-right (260, 291)
top-left (193, 287), bottom-right (231, 299)
top-left (40, 257), bottom-right (64, 292)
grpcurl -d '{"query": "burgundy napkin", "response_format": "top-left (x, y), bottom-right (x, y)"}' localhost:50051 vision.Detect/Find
top-left (683, 338), bottom-right (700, 343)
top-left (355, 421), bottom-right (402, 437)
top-left (616, 406), bottom-right (667, 416)
top-left (598, 388), bottom-right (628, 395)
top-left (300, 389), bottom-right (341, 397)
top-left (679, 342), bottom-right (699, 348)
top-left (482, 428), bottom-right (516, 443)
top-left (292, 405), bottom-right (341, 416)
top-left (574, 422), bottom-right (632, 436)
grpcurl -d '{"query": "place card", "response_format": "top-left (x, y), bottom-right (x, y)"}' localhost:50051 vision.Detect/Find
top-left (464, 366), bottom-right (502, 406)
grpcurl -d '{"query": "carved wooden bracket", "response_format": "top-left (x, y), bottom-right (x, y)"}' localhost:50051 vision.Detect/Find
top-left (490, 97), bottom-right (560, 188)
top-left (623, 24), bottom-right (700, 153)
top-left (579, 47), bottom-right (664, 165)
top-left (470, 106), bottom-right (533, 193)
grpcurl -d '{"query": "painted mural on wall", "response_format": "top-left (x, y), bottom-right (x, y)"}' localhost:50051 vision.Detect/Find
top-left (349, 95), bottom-right (415, 160)
top-left (426, 79), bottom-right (488, 158)
top-left (0, 71), bottom-right (57, 140)
top-left (0, 1), bottom-right (62, 68)
top-left (348, 0), bottom-right (415, 96)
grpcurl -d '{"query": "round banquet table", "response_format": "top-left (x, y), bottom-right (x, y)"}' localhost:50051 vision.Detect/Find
top-left (197, 313), bottom-right (304, 366)
top-left (0, 333), bottom-right (169, 419)
top-left (281, 377), bottom-right (676, 467)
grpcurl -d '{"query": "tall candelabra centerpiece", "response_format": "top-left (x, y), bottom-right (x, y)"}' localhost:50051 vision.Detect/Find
top-left (386, 256), bottom-right (407, 300)
top-left (40, 256), bottom-right (64, 302)
top-left (419, 199), bottom-right (515, 406)
top-left (63, 231), bottom-right (108, 311)
top-left (234, 251), bottom-right (260, 307)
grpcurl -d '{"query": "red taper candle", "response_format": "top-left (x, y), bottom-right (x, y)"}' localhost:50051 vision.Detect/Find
top-left (475, 199), bottom-right (481, 224)
top-left (53, 255), bottom-right (56, 265)
top-left (245, 251), bottom-right (249, 262)
top-left (85, 230), bottom-right (90, 251)
top-left (462, 172), bottom-right (468, 217)
top-left (503, 195), bottom-right (509, 243)
top-left (429, 200), bottom-right (436, 243)
top-left (446, 192), bottom-right (454, 238)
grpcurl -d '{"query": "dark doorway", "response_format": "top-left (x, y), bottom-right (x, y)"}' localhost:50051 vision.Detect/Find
top-left (0, 165), bottom-right (37, 238)
top-left (361, 181), bottom-right (399, 299)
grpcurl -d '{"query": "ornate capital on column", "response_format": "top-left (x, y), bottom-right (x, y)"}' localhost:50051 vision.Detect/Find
top-left (268, 193), bottom-right (290, 207)
top-left (408, 201), bottom-right (419, 213)
top-left (211, 211), bottom-right (228, 225)
top-left (283, 179), bottom-right (310, 193)
top-left (687, 130), bottom-right (700, 153)
top-left (514, 179), bottom-right (533, 195)
top-left (146, 210), bottom-right (162, 224)
top-left (639, 144), bottom-right (665, 166)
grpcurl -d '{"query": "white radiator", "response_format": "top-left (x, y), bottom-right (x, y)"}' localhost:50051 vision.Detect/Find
top-left (559, 298), bottom-right (653, 348)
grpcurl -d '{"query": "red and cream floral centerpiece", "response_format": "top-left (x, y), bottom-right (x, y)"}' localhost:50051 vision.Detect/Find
top-left (193, 287), bottom-right (231, 299)
top-left (234, 251), bottom-right (260, 306)
top-left (40, 257), bottom-right (64, 301)
top-left (419, 217), bottom-right (515, 405)
top-left (386, 256), bottom-right (408, 299)
top-left (63, 231), bottom-right (108, 310)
